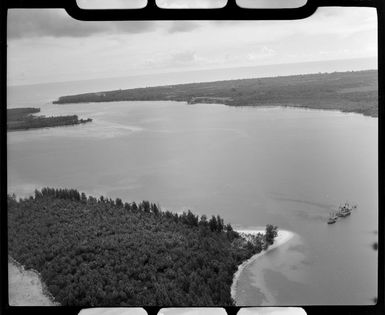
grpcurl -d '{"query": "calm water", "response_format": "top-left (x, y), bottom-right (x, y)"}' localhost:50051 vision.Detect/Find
top-left (7, 92), bottom-right (377, 305)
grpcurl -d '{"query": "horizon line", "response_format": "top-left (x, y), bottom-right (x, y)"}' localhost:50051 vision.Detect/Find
top-left (8, 56), bottom-right (377, 88)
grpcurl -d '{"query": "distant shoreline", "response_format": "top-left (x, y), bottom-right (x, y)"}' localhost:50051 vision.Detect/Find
top-left (7, 107), bottom-right (92, 131)
top-left (231, 229), bottom-right (294, 304)
top-left (53, 70), bottom-right (378, 117)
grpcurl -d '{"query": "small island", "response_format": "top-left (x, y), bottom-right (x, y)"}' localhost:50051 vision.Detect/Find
top-left (7, 107), bottom-right (92, 131)
top-left (8, 188), bottom-right (278, 306)
top-left (53, 70), bottom-right (378, 117)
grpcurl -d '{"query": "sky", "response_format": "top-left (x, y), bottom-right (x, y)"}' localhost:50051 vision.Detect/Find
top-left (7, 6), bottom-right (377, 86)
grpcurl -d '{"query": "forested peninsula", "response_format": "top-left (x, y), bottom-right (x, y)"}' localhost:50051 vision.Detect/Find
top-left (8, 188), bottom-right (278, 306)
top-left (54, 70), bottom-right (378, 117)
top-left (7, 108), bottom-right (92, 131)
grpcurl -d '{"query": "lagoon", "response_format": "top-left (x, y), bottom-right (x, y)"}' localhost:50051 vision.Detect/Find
top-left (7, 99), bottom-right (377, 305)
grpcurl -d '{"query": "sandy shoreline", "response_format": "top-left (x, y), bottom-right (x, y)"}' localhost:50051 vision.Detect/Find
top-left (231, 229), bottom-right (294, 302)
top-left (8, 257), bottom-right (58, 306)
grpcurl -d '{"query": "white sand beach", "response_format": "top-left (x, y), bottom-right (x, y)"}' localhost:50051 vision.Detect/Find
top-left (8, 258), bottom-right (58, 306)
top-left (231, 229), bottom-right (295, 301)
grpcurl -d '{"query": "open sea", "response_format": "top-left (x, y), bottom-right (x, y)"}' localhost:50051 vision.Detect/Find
top-left (7, 64), bottom-right (378, 305)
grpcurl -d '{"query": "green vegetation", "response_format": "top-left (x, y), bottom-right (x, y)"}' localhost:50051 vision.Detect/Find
top-left (53, 70), bottom-right (378, 117)
top-left (7, 108), bottom-right (92, 131)
top-left (7, 107), bottom-right (40, 120)
top-left (263, 224), bottom-right (278, 250)
top-left (8, 188), bottom-right (277, 306)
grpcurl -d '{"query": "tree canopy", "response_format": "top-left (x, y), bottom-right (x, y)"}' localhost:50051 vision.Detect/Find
top-left (8, 188), bottom-right (278, 306)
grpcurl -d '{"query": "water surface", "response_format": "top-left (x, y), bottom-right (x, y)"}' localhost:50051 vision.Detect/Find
top-left (7, 99), bottom-right (377, 305)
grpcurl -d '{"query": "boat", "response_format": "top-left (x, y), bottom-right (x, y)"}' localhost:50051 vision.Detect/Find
top-left (327, 212), bottom-right (338, 224)
top-left (337, 202), bottom-right (356, 218)
top-left (336, 207), bottom-right (351, 217)
top-left (327, 203), bottom-right (357, 224)
top-left (340, 210), bottom-right (351, 217)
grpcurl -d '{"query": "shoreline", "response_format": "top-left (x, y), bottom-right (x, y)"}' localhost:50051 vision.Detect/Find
top-left (231, 229), bottom-right (295, 303)
top-left (52, 70), bottom-right (378, 118)
top-left (185, 101), bottom-right (378, 118)
top-left (54, 99), bottom-right (378, 118)
top-left (223, 104), bottom-right (378, 118)
top-left (8, 257), bottom-right (59, 306)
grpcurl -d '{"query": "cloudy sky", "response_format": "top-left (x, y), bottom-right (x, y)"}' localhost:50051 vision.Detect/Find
top-left (7, 5), bottom-right (377, 86)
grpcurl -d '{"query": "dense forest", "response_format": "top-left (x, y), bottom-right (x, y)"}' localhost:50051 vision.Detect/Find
top-left (7, 108), bottom-right (92, 131)
top-left (8, 188), bottom-right (278, 306)
top-left (53, 70), bottom-right (378, 117)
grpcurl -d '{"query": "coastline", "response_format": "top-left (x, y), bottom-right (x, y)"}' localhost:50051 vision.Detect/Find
top-left (8, 257), bottom-right (59, 306)
top-left (224, 104), bottom-right (378, 118)
top-left (52, 70), bottom-right (378, 118)
top-left (231, 229), bottom-right (295, 303)
top-left (185, 101), bottom-right (378, 118)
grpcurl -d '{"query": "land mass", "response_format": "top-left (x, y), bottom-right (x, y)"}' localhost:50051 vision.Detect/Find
top-left (8, 188), bottom-right (278, 306)
top-left (53, 70), bottom-right (378, 117)
top-left (7, 107), bottom-right (92, 131)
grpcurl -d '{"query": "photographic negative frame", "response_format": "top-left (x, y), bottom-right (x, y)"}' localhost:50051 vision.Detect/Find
top-left (1, 1), bottom-right (383, 315)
